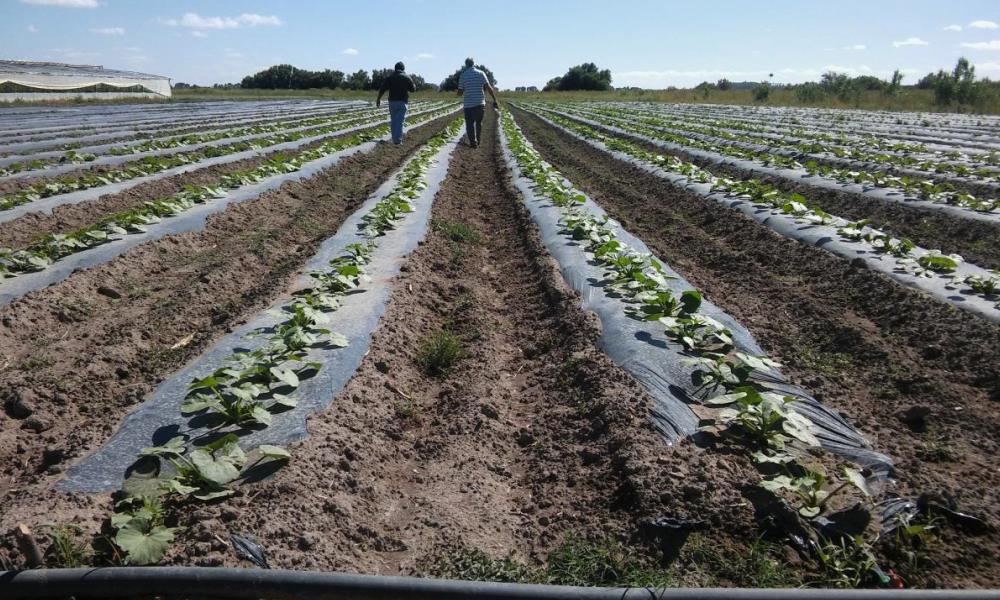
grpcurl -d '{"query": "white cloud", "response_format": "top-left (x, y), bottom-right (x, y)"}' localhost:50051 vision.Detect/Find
top-left (90, 26), bottom-right (124, 35)
top-left (20, 0), bottom-right (98, 7)
top-left (977, 61), bottom-right (1000, 76)
top-left (969, 20), bottom-right (999, 29)
top-left (190, 31), bottom-right (208, 38)
top-left (943, 24), bottom-right (963, 32)
top-left (27, 24), bottom-right (39, 33)
top-left (961, 40), bottom-right (1000, 50)
top-left (893, 37), bottom-right (929, 47)
top-left (224, 48), bottom-right (244, 59)
top-left (340, 47), bottom-right (359, 55)
top-left (161, 12), bottom-right (282, 30)
top-left (415, 52), bottom-right (435, 60)
top-left (842, 44), bottom-right (866, 51)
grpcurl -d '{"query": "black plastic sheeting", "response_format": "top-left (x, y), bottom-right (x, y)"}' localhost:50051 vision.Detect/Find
top-left (0, 109), bottom-right (461, 308)
top-left (499, 117), bottom-right (894, 479)
top-left (526, 110), bottom-right (1000, 325)
top-left (5, 567), bottom-right (1000, 600)
top-left (0, 105), bottom-right (374, 175)
top-left (0, 103), bottom-right (452, 226)
top-left (560, 105), bottom-right (1000, 194)
top-left (58, 126), bottom-right (464, 492)
top-left (535, 106), bottom-right (1000, 226)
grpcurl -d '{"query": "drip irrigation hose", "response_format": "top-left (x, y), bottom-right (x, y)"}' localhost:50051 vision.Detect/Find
top-left (2, 568), bottom-right (999, 600)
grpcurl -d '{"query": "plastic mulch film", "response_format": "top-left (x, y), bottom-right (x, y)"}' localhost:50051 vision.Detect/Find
top-left (529, 110), bottom-right (1000, 325)
top-left (500, 116), bottom-right (894, 479)
top-left (59, 126), bottom-right (464, 492)
top-left (0, 103), bottom-right (455, 226)
top-left (538, 107), bottom-right (1000, 225)
top-left (0, 111), bottom-right (460, 308)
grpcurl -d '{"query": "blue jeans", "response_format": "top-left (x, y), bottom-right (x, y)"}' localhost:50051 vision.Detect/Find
top-left (388, 101), bottom-right (408, 143)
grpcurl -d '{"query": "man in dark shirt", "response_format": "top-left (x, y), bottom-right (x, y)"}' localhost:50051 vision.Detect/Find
top-left (376, 61), bottom-right (417, 145)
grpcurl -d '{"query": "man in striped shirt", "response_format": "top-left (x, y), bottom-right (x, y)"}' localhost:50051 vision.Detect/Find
top-left (457, 58), bottom-right (499, 148)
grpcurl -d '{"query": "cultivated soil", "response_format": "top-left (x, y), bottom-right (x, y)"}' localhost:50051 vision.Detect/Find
top-left (0, 110), bottom-right (784, 587)
top-left (0, 112), bottom-right (456, 553)
top-left (0, 114), bottom-right (432, 250)
top-left (513, 106), bottom-right (1000, 589)
top-left (561, 112), bottom-right (1000, 270)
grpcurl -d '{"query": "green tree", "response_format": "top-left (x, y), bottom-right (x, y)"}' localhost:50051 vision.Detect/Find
top-left (343, 69), bottom-right (372, 91)
top-left (549, 63), bottom-right (612, 91)
top-left (440, 64), bottom-right (497, 91)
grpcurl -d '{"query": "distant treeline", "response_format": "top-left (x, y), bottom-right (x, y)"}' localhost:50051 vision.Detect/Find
top-left (233, 64), bottom-right (438, 92)
top-left (689, 57), bottom-right (1000, 110)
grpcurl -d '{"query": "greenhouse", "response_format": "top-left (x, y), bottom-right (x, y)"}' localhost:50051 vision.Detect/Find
top-left (0, 60), bottom-right (171, 102)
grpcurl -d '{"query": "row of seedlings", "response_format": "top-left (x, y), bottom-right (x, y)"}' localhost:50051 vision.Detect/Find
top-left (106, 117), bottom-right (463, 566)
top-left (629, 102), bottom-right (1000, 168)
top-left (580, 103), bottom-right (1000, 180)
top-left (0, 105), bottom-right (461, 280)
top-left (0, 105), bottom-right (374, 176)
top-left (0, 102), bottom-right (451, 212)
top-left (537, 104), bottom-right (1000, 215)
top-left (524, 108), bottom-right (1000, 310)
top-left (502, 109), bottom-right (935, 588)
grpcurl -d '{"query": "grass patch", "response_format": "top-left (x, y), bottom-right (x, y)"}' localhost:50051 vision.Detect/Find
top-left (915, 425), bottom-right (958, 462)
top-left (416, 329), bottom-right (463, 378)
top-left (433, 219), bottom-right (481, 245)
top-left (423, 535), bottom-right (804, 589)
top-left (424, 538), bottom-right (674, 587)
top-left (42, 525), bottom-right (90, 568)
top-left (682, 534), bottom-right (801, 588)
top-left (791, 341), bottom-right (854, 376)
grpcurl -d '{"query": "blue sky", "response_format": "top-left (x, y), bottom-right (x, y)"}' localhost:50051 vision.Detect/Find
top-left (4, 0), bottom-right (1000, 88)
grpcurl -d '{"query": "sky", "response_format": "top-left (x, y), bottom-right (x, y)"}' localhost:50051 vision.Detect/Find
top-left (3, 0), bottom-right (1000, 89)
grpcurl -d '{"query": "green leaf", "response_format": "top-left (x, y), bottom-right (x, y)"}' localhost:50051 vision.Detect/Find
top-left (192, 486), bottom-right (236, 501)
top-left (705, 392), bottom-right (745, 406)
top-left (251, 405), bottom-right (273, 426)
top-left (139, 436), bottom-right (186, 457)
top-left (270, 366), bottom-right (300, 389)
top-left (843, 467), bottom-right (873, 497)
top-left (258, 445), bottom-right (291, 460)
top-left (115, 523), bottom-right (176, 565)
top-left (190, 449), bottom-right (240, 486)
top-left (782, 410), bottom-right (821, 447)
top-left (271, 393), bottom-right (297, 408)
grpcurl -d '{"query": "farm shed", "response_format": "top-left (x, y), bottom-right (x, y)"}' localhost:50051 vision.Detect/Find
top-left (0, 60), bottom-right (171, 102)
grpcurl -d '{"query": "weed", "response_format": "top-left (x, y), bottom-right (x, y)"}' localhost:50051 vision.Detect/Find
top-left (424, 548), bottom-right (537, 583)
top-left (416, 329), bottom-right (462, 377)
top-left (424, 538), bottom-right (675, 588)
top-left (544, 537), bottom-right (675, 588)
top-left (452, 292), bottom-right (475, 314)
top-left (791, 341), bottom-right (853, 376)
top-left (811, 536), bottom-right (877, 588)
top-left (18, 355), bottom-right (54, 371)
top-left (394, 399), bottom-right (420, 420)
top-left (42, 524), bottom-right (90, 568)
top-left (433, 219), bottom-right (481, 244)
top-left (915, 426), bottom-right (957, 462)
top-left (682, 534), bottom-right (801, 587)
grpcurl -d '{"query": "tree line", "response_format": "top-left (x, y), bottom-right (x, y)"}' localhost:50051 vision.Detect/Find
top-left (690, 57), bottom-right (999, 109)
top-left (237, 64), bottom-right (438, 91)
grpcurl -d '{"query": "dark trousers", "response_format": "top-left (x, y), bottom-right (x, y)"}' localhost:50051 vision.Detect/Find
top-left (463, 105), bottom-right (485, 145)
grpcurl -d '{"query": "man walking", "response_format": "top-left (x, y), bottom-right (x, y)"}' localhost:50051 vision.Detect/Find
top-left (457, 58), bottom-right (499, 148)
top-left (376, 61), bottom-right (417, 145)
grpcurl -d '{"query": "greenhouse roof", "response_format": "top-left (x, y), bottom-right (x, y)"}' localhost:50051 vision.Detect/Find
top-left (0, 60), bottom-right (169, 81)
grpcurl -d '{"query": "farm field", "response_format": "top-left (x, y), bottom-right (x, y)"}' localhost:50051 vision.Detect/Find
top-left (1, 97), bottom-right (999, 593)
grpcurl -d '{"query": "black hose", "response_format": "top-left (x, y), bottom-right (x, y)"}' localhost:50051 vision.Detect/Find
top-left (2, 568), bottom-right (999, 600)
